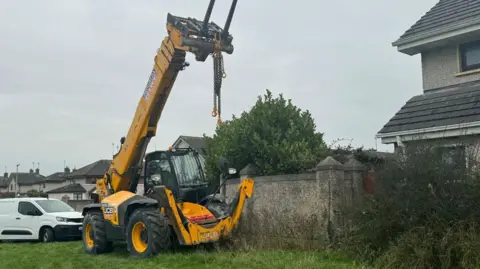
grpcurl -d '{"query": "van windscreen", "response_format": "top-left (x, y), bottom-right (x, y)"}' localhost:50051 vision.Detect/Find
top-left (35, 200), bottom-right (75, 213)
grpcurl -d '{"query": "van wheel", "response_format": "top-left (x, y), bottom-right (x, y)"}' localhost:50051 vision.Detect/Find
top-left (40, 227), bottom-right (54, 242)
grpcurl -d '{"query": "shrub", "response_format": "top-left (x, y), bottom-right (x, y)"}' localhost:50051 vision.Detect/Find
top-left (340, 143), bottom-right (480, 268)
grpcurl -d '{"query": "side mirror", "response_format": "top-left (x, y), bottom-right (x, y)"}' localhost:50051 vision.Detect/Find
top-left (27, 210), bottom-right (41, 216)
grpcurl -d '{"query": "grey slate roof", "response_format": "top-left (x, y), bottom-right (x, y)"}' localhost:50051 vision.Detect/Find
top-left (8, 172), bottom-right (46, 186)
top-left (174, 135), bottom-right (208, 155)
top-left (393, 0), bottom-right (480, 45)
top-left (47, 183), bottom-right (86, 194)
top-left (65, 160), bottom-right (111, 179)
top-left (44, 172), bottom-right (67, 183)
top-left (378, 82), bottom-right (480, 134)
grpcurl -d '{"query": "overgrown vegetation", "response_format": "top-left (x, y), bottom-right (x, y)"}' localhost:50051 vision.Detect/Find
top-left (204, 89), bottom-right (327, 183)
top-left (339, 143), bottom-right (480, 269)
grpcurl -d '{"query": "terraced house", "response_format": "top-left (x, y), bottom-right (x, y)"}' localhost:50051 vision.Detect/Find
top-left (377, 0), bottom-right (480, 162)
top-left (0, 168), bottom-right (45, 194)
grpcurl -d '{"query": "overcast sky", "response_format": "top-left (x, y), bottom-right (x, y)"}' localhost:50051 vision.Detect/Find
top-left (0, 0), bottom-right (438, 176)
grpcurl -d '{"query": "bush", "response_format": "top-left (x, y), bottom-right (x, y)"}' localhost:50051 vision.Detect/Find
top-left (25, 189), bottom-right (48, 198)
top-left (204, 89), bottom-right (327, 183)
top-left (341, 143), bottom-right (480, 268)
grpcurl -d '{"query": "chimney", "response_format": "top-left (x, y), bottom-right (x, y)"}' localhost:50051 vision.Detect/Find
top-left (35, 168), bottom-right (39, 174)
top-left (3, 172), bottom-right (7, 178)
top-left (64, 166), bottom-right (71, 174)
top-left (29, 168), bottom-right (33, 173)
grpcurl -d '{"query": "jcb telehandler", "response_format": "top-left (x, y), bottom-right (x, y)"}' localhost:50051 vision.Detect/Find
top-left (81, 0), bottom-right (254, 258)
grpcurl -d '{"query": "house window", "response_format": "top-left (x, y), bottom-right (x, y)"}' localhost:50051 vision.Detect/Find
top-left (435, 145), bottom-right (466, 168)
top-left (10, 185), bottom-right (12, 191)
top-left (460, 40), bottom-right (480, 72)
top-left (73, 193), bottom-right (82, 200)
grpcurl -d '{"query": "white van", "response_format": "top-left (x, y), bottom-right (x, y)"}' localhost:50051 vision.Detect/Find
top-left (0, 197), bottom-right (84, 242)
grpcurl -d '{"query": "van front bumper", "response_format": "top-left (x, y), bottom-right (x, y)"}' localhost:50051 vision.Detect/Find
top-left (53, 224), bottom-right (83, 240)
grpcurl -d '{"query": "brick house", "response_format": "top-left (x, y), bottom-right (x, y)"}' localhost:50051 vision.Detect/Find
top-left (376, 0), bottom-right (480, 162)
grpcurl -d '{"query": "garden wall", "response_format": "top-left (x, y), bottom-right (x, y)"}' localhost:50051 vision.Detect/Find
top-left (224, 156), bottom-right (369, 249)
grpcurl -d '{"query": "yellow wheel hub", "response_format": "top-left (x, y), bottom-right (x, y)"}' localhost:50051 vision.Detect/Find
top-left (132, 222), bottom-right (148, 253)
top-left (85, 223), bottom-right (94, 248)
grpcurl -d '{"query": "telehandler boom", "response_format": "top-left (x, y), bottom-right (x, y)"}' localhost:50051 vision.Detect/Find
top-left (81, 0), bottom-right (254, 258)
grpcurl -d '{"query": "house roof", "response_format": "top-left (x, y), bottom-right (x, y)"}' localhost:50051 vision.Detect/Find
top-left (44, 172), bottom-right (67, 183)
top-left (65, 159), bottom-right (111, 179)
top-left (8, 172), bottom-right (46, 186)
top-left (173, 135), bottom-right (207, 155)
top-left (47, 183), bottom-right (86, 194)
top-left (378, 82), bottom-right (480, 135)
top-left (393, 0), bottom-right (480, 46)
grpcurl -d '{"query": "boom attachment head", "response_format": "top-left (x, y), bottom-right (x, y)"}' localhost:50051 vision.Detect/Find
top-left (166, 0), bottom-right (238, 62)
top-left (166, 0), bottom-right (239, 126)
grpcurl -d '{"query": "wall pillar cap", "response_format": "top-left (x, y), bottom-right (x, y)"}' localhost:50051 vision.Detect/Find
top-left (315, 156), bottom-right (343, 171)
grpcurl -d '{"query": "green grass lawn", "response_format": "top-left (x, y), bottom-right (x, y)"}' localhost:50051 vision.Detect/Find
top-left (0, 241), bottom-right (368, 269)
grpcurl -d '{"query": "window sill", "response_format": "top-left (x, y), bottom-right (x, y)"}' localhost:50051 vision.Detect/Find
top-left (454, 68), bottom-right (480, 77)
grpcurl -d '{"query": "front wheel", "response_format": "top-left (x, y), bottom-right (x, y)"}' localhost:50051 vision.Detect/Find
top-left (40, 227), bottom-right (54, 243)
top-left (83, 211), bottom-right (113, 254)
top-left (126, 208), bottom-right (171, 258)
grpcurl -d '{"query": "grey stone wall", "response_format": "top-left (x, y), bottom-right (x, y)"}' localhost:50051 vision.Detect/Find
top-left (225, 156), bottom-right (365, 250)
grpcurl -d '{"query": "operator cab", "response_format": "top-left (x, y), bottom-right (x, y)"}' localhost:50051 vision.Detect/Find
top-left (143, 148), bottom-right (210, 203)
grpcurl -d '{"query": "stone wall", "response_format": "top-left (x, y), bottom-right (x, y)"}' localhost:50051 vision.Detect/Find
top-left (224, 156), bottom-right (366, 249)
top-left (67, 199), bottom-right (94, 212)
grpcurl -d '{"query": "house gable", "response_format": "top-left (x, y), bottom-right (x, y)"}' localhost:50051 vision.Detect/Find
top-left (172, 135), bottom-right (208, 156)
top-left (379, 1), bottom-right (480, 145)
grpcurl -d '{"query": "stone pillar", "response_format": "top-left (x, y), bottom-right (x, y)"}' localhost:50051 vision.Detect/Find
top-left (315, 156), bottom-right (344, 244)
top-left (343, 158), bottom-right (366, 204)
top-left (239, 163), bottom-right (259, 181)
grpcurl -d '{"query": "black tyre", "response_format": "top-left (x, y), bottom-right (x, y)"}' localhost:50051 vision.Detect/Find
top-left (83, 211), bottom-right (113, 254)
top-left (126, 208), bottom-right (171, 258)
top-left (40, 227), bottom-right (54, 243)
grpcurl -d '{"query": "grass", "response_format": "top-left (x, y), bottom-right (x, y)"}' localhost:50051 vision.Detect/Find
top-left (0, 241), bottom-right (368, 269)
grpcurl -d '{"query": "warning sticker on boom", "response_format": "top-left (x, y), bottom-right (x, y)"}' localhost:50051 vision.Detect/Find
top-left (142, 68), bottom-right (157, 101)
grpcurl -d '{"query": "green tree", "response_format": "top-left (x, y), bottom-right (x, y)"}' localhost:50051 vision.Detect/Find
top-left (204, 89), bottom-right (327, 183)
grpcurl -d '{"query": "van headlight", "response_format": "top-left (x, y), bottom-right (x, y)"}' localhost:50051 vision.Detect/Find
top-left (56, 217), bottom-right (67, 222)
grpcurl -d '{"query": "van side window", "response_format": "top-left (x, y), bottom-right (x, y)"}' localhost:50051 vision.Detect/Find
top-left (18, 202), bottom-right (40, 216)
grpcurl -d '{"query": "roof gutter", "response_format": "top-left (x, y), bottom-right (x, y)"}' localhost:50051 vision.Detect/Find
top-left (376, 121), bottom-right (480, 139)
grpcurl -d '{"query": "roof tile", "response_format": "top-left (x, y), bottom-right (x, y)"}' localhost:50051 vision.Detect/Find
top-left (394, 0), bottom-right (480, 45)
top-left (378, 82), bottom-right (480, 134)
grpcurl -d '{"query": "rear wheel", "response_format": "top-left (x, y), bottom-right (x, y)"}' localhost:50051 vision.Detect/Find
top-left (126, 208), bottom-right (171, 258)
top-left (83, 211), bottom-right (113, 254)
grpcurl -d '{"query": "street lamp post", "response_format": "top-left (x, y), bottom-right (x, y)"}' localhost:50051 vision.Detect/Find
top-left (16, 164), bottom-right (19, 196)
